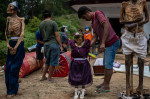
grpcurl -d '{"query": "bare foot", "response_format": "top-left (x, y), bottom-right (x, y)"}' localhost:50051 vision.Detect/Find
top-left (96, 83), bottom-right (104, 88)
top-left (136, 87), bottom-right (143, 95)
top-left (100, 85), bottom-right (110, 91)
top-left (18, 79), bottom-right (21, 83)
top-left (40, 77), bottom-right (47, 81)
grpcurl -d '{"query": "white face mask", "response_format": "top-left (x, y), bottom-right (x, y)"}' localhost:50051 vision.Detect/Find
top-left (86, 28), bottom-right (89, 31)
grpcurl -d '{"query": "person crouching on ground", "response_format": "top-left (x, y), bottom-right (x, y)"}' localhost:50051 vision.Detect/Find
top-left (68, 32), bottom-right (93, 99)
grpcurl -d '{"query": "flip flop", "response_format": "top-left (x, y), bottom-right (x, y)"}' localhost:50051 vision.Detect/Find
top-left (40, 77), bottom-right (47, 81)
top-left (95, 88), bottom-right (110, 94)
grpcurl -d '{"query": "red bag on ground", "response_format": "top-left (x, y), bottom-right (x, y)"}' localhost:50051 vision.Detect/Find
top-left (52, 51), bottom-right (71, 77)
top-left (4, 51), bottom-right (71, 78)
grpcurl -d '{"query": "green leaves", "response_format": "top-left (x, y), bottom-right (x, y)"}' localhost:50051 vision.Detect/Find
top-left (26, 16), bottom-right (41, 33)
top-left (53, 14), bottom-right (80, 37)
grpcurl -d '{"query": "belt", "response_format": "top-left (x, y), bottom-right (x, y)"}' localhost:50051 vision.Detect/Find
top-left (11, 37), bottom-right (19, 40)
top-left (74, 58), bottom-right (87, 60)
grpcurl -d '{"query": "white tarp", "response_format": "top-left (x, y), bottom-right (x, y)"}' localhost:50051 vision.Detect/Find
top-left (94, 58), bottom-right (103, 66)
top-left (113, 65), bottom-right (150, 77)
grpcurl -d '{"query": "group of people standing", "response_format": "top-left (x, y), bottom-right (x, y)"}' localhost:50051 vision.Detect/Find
top-left (37, 6), bottom-right (120, 99)
top-left (4, 0), bottom-right (149, 98)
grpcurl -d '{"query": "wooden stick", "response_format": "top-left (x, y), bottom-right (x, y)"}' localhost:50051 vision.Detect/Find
top-left (130, 56), bottom-right (133, 94)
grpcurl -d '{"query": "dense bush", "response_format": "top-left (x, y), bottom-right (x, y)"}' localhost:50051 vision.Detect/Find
top-left (53, 14), bottom-right (80, 38)
top-left (23, 29), bottom-right (36, 51)
top-left (0, 15), bottom-right (6, 39)
top-left (0, 40), bottom-right (7, 65)
top-left (0, 14), bottom-right (81, 65)
top-left (26, 16), bottom-right (41, 33)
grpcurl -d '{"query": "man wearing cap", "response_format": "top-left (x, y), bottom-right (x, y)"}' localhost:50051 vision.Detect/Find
top-left (78, 6), bottom-right (120, 93)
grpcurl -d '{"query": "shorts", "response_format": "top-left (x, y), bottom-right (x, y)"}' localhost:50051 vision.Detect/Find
top-left (44, 43), bottom-right (60, 66)
top-left (121, 30), bottom-right (147, 59)
top-left (36, 46), bottom-right (44, 60)
top-left (103, 39), bottom-right (120, 69)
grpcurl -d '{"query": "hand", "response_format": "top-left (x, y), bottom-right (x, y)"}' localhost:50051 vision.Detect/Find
top-left (9, 47), bottom-right (17, 55)
top-left (135, 17), bottom-right (143, 22)
top-left (60, 46), bottom-right (63, 52)
top-left (8, 46), bottom-right (13, 50)
top-left (100, 43), bottom-right (105, 52)
top-left (125, 23), bottom-right (137, 30)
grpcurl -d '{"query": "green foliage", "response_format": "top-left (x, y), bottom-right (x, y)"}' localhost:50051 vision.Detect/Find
top-left (0, 0), bottom-right (9, 39)
top-left (0, 14), bottom-right (81, 65)
top-left (26, 16), bottom-right (41, 33)
top-left (0, 40), bottom-right (7, 65)
top-left (23, 29), bottom-right (36, 51)
top-left (0, 15), bottom-right (6, 39)
top-left (53, 14), bottom-right (80, 37)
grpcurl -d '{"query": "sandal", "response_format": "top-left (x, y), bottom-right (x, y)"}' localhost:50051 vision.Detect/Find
top-left (95, 88), bottom-right (110, 94)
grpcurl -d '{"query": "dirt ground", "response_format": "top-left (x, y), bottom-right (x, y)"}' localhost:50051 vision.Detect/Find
top-left (0, 54), bottom-right (150, 99)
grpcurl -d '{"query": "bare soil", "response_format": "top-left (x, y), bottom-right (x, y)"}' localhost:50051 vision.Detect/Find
top-left (0, 54), bottom-right (150, 99)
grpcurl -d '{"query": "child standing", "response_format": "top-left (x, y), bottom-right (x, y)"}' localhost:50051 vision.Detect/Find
top-left (68, 32), bottom-right (92, 99)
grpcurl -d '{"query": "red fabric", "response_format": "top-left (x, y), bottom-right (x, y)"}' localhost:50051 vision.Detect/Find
top-left (105, 35), bottom-right (119, 47)
top-left (52, 51), bottom-right (71, 77)
top-left (4, 51), bottom-right (71, 78)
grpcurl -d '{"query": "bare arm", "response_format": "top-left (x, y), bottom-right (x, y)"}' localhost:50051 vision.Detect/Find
top-left (37, 40), bottom-right (44, 45)
top-left (5, 17), bottom-right (11, 49)
top-left (101, 21), bottom-right (109, 45)
top-left (99, 21), bottom-right (109, 52)
top-left (91, 33), bottom-right (98, 47)
top-left (138, 1), bottom-right (149, 26)
top-left (14, 18), bottom-right (25, 50)
top-left (55, 32), bottom-right (63, 51)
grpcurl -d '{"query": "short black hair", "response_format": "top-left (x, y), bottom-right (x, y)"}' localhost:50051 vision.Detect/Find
top-left (77, 6), bottom-right (92, 18)
top-left (74, 34), bottom-right (84, 42)
top-left (43, 10), bottom-right (51, 19)
top-left (61, 27), bottom-right (65, 32)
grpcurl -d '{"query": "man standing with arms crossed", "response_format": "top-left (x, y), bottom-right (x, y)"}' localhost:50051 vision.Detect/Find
top-left (39, 10), bottom-right (63, 82)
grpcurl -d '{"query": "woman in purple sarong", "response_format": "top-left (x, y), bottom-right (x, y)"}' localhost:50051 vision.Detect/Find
top-left (68, 32), bottom-right (92, 99)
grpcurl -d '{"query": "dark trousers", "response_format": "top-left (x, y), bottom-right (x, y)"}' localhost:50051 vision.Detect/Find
top-left (5, 40), bottom-right (25, 95)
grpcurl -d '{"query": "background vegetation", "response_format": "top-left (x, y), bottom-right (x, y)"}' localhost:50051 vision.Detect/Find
top-left (0, 0), bottom-right (81, 65)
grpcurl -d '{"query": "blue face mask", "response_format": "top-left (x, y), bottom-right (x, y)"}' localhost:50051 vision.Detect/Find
top-left (65, 29), bottom-right (68, 32)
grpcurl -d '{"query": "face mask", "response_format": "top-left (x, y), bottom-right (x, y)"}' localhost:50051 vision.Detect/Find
top-left (86, 29), bottom-right (89, 31)
top-left (65, 29), bottom-right (68, 32)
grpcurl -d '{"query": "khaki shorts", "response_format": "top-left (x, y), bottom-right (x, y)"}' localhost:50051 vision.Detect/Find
top-left (121, 30), bottom-right (147, 59)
